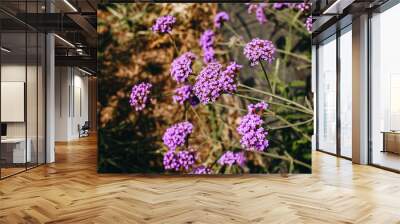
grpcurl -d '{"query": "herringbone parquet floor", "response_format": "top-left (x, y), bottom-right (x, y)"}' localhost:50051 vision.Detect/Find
top-left (1, 135), bottom-right (400, 224)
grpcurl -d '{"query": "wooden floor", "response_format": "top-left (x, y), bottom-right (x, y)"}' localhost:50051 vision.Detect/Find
top-left (0, 136), bottom-right (400, 224)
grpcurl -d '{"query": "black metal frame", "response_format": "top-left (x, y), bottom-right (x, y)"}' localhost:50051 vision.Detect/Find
top-left (0, 0), bottom-right (47, 180)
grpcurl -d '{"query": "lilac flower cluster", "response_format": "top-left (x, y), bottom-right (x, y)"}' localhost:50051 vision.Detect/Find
top-left (193, 62), bottom-right (242, 104)
top-left (220, 62), bottom-right (243, 93)
top-left (191, 165), bottom-right (212, 174)
top-left (163, 150), bottom-right (196, 171)
top-left (170, 52), bottom-right (196, 83)
top-left (295, 3), bottom-right (311, 12)
top-left (218, 151), bottom-right (246, 166)
top-left (173, 85), bottom-right (192, 105)
top-left (237, 102), bottom-right (269, 152)
top-left (244, 38), bottom-right (276, 66)
top-left (129, 82), bottom-right (152, 111)
top-left (247, 3), bottom-right (267, 24)
top-left (247, 101), bottom-right (268, 114)
top-left (199, 30), bottom-right (216, 64)
top-left (214, 11), bottom-right (229, 28)
top-left (162, 121), bottom-right (193, 150)
top-left (305, 16), bottom-right (312, 33)
top-left (152, 15), bottom-right (176, 33)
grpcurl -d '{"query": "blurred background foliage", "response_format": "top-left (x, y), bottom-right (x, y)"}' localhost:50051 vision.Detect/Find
top-left (97, 3), bottom-right (312, 174)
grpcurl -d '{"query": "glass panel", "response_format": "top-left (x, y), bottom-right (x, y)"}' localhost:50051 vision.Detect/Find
top-left (27, 30), bottom-right (38, 169)
top-left (339, 27), bottom-right (352, 158)
top-left (1, 30), bottom-right (27, 177)
top-left (317, 35), bottom-right (337, 154)
top-left (371, 4), bottom-right (400, 171)
top-left (38, 32), bottom-right (45, 165)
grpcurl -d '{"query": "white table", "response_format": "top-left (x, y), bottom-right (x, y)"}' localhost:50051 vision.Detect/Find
top-left (1, 138), bottom-right (31, 163)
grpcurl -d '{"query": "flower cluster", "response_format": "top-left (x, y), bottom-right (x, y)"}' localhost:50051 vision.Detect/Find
top-left (162, 121), bottom-right (193, 150)
top-left (247, 3), bottom-right (267, 24)
top-left (237, 102), bottom-right (269, 151)
top-left (163, 150), bottom-right (196, 171)
top-left (170, 52), bottom-right (196, 83)
top-left (199, 30), bottom-right (216, 64)
top-left (214, 11), bottom-right (229, 28)
top-left (173, 85), bottom-right (192, 105)
top-left (152, 15), bottom-right (176, 33)
top-left (247, 101), bottom-right (268, 114)
top-left (305, 16), bottom-right (312, 33)
top-left (295, 3), bottom-right (311, 12)
top-left (191, 165), bottom-right (212, 174)
top-left (244, 38), bottom-right (276, 66)
top-left (193, 62), bottom-right (242, 104)
top-left (218, 151), bottom-right (246, 166)
top-left (129, 82), bottom-right (152, 111)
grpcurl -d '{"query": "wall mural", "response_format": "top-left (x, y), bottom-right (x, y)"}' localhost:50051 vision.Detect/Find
top-left (98, 3), bottom-right (312, 174)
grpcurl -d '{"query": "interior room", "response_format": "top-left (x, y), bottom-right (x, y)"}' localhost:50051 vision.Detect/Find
top-left (370, 2), bottom-right (400, 171)
top-left (0, 5), bottom-right (46, 178)
top-left (0, 0), bottom-right (399, 223)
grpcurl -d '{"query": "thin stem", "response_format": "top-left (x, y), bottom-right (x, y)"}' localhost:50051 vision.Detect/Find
top-left (234, 92), bottom-right (313, 115)
top-left (255, 151), bottom-right (312, 170)
top-left (259, 60), bottom-right (273, 92)
top-left (269, 118), bottom-right (313, 130)
top-left (238, 83), bottom-right (313, 114)
top-left (276, 49), bottom-right (311, 63)
top-left (224, 23), bottom-right (244, 42)
top-left (167, 33), bottom-right (179, 55)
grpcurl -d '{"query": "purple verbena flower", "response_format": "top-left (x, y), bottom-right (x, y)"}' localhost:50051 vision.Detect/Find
top-left (152, 15), bottom-right (176, 33)
top-left (247, 102), bottom-right (269, 114)
top-left (273, 3), bottom-right (285, 10)
top-left (162, 121), bottom-right (193, 150)
top-left (163, 149), bottom-right (196, 171)
top-left (244, 38), bottom-right (276, 66)
top-left (193, 62), bottom-right (223, 104)
top-left (237, 112), bottom-right (269, 152)
top-left (170, 52), bottom-right (196, 83)
top-left (220, 62), bottom-right (243, 93)
top-left (129, 82), bottom-right (152, 111)
top-left (247, 3), bottom-right (267, 24)
top-left (199, 30), bottom-right (216, 64)
top-left (173, 85), bottom-right (192, 105)
top-left (218, 151), bottom-right (246, 166)
top-left (191, 165), bottom-right (212, 174)
top-left (193, 62), bottom-right (242, 104)
top-left (306, 16), bottom-right (312, 33)
top-left (214, 11), bottom-right (230, 28)
top-left (295, 3), bottom-right (311, 12)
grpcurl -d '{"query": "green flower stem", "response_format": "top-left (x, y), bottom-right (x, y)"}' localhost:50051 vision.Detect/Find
top-left (167, 33), bottom-right (179, 55)
top-left (238, 83), bottom-right (313, 114)
top-left (259, 60), bottom-right (273, 92)
top-left (217, 42), bottom-right (311, 63)
top-left (234, 92), bottom-right (313, 115)
top-left (255, 151), bottom-right (312, 170)
top-left (268, 118), bottom-right (313, 130)
top-left (276, 49), bottom-right (311, 63)
top-left (224, 23), bottom-right (244, 42)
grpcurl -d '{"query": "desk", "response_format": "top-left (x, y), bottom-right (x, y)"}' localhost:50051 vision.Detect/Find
top-left (1, 138), bottom-right (31, 163)
top-left (382, 131), bottom-right (400, 154)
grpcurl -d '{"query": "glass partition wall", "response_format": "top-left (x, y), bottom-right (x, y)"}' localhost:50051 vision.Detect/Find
top-left (316, 25), bottom-right (353, 159)
top-left (370, 3), bottom-right (400, 171)
top-left (0, 2), bottom-right (46, 179)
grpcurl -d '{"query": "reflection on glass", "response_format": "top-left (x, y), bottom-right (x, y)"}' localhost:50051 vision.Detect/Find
top-left (371, 3), bottom-right (400, 171)
top-left (1, 31), bottom-right (27, 177)
top-left (340, 27), bottom-right (352, 158)
top-left (317, 35), bottom-right (337, 154)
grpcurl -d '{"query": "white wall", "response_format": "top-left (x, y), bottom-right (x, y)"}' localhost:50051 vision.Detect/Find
top-left (55, 67), bottom-right (89, 141)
